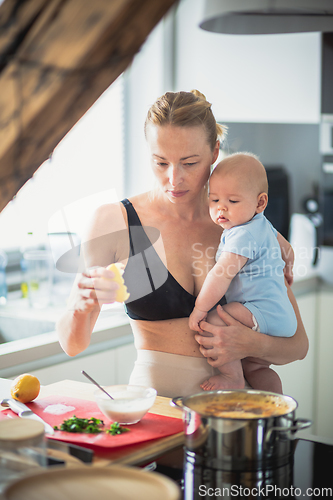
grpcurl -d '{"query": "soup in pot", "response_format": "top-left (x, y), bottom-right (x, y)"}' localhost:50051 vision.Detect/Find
top-left (186, 391), bottom-right (296, 419)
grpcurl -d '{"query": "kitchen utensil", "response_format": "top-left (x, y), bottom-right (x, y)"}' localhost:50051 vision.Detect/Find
top-left (46, 440), bottom-right (93, 464)
top-left (0, 419), bottom-right (46, 492)
top-left (23, 249), bottom-right (53, 309)
top-left (0, 398), bottom-right (94, 463)
top-left (81, 371), bottom-right (114, 399)
top-left (0, 395), bottom-right (183, 450)
top-left (94, 385), bottom-right (157, 425)
top-left (1, 399), bottom-right (54, 435)
top-left (171, 389), bottom-right (312, 471)
top-left (2, 465), bottom-right (181, 500)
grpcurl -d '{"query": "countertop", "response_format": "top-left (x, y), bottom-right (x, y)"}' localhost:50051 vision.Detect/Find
top-left (0, 378), bottom-right (184, 467)
top-left (0, 275), bottom-right (331, 379)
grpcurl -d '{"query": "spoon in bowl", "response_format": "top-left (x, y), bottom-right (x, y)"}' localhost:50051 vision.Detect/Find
top-left (81, 370), bottom-right (114, 400)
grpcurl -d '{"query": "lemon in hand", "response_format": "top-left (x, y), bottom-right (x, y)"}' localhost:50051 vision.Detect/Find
top-left (106, 263), bottom-right (130, 302)
top-left (10, 374), bottom-right (40, 403)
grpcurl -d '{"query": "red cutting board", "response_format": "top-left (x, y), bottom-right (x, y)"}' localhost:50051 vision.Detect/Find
top-left (0, 396), bottom-right (183, 450)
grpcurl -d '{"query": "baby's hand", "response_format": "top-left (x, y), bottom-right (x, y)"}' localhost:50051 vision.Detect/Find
top-left (189, 307), bottom-right (207, 332)
top-left (283, 263), bottom-right (294, 286)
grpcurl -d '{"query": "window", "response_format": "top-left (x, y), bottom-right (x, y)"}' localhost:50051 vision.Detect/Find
top-left (0, 75), bottom-right (124, 250)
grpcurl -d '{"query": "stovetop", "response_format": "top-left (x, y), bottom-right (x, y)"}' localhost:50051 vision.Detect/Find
top-left (152, 438), bottom-right (333, 499)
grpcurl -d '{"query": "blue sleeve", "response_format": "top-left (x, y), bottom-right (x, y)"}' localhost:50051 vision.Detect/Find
top-left (222, 227), bottom-right (258, 259)
top-left (265, 217), bottom-right (278, 236)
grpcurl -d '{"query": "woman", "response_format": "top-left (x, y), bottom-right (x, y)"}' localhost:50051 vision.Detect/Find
top-left (56, 90), bottom-right (308, 398)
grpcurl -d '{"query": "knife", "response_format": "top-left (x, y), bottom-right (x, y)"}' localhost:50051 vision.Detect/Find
top-left (1, 398), bottom-right (94, 463)
top-left (1, 398), bottom-right (55, 435)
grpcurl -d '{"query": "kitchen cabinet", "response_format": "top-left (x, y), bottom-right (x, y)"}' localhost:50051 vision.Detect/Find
top-left (20, 341), bottom-right (137, 387)
top-left (315, 288), bottom-right (333, 438)
top-left (274, 292), bottom-right (317, 437)
top-left (275, 283), bottom-right (333, 440)
top-left (175, 0), bottom-right (321, 124)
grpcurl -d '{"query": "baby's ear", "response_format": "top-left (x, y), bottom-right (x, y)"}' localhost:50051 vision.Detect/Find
top-left (256, 192), bottom-right (268, 213)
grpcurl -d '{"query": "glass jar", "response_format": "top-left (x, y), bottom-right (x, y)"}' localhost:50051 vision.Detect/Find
top-left (23, 249), bottom-right (53, 308)
top-left (0, 250), bottom-right (8, 306)
top-left (0, 419), bottom-right (46, 492)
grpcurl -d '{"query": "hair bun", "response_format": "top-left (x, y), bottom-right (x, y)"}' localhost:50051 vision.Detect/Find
top-left (190, 89), bottom-right (207, 101)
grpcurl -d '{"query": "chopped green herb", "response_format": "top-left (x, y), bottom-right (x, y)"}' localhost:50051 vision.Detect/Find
top-left (53, 415), bottom-right (104, 434)
top-left (106, 422), bottom-right (130, 435)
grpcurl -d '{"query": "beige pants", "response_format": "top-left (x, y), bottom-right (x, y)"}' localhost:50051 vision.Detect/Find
top-left (129, 349), bottom-right (220, 398)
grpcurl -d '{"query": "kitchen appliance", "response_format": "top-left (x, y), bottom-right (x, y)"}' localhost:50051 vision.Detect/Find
top-left (199, 0), bottom-right (333, 35)
top-left (321, 190), bottom-right (333, 246)
top-left (289, 213), bottom-right (318, 280)
top-left (151, 392), bottom-right (328, 500)
top-left (171, 390), bottom-right (311, 472)
top-left (152, 437), bottom-right (333, 500)
top-left (265, 166), bottom-right (290, 239)
top-left (320, 115), bottom-right (333, 156)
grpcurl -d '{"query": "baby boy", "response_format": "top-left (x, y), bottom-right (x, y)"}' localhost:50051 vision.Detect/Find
top-left (189, 152), bottom-right (297, 393)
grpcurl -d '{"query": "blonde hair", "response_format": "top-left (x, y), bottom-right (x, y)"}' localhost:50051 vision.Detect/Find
top-left (145, 90), bottom-right (227, 151)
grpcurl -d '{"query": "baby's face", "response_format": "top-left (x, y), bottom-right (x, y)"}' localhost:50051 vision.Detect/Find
top-left (209, 171), bottom-right (260, 230)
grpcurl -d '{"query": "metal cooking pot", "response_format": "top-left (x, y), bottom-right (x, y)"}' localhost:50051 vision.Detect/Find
top-left (171, 390), bottom-right (311, 471)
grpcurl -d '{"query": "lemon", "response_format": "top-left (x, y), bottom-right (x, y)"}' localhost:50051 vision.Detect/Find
top-left (10, 373), bottom-right (40, 403)
top-left (106, 263), bottom-right (130, 302)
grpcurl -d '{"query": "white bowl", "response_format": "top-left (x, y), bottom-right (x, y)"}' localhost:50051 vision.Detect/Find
top-left (94, 385), bottom-right (157, 425)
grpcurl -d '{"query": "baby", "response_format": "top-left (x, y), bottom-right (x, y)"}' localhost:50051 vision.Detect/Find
top-left (189, 152), bottom-right (297, 393)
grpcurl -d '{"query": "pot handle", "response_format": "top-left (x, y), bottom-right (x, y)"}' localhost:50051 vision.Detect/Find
top-left (170, 396), bottom-right (184, 409)
top-left (265, 417), bottom-right (312, 444)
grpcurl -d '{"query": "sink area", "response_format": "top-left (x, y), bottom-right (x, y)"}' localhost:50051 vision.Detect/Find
top-left (0, 296), bottom-right (61, 343)
top-left (0, 316), bottom-right (56, 343)
top-left (0, 297), bottom-right (127, 344)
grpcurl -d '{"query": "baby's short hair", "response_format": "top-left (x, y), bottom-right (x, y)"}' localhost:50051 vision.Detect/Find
top-left (212, 152), bottom-right (268, 195)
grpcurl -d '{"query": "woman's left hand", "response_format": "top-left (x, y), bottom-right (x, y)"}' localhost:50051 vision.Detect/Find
top-left (194, 305), bottom-right (258, 366)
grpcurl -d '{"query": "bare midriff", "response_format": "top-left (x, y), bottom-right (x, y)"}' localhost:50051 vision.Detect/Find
top-left (129, 317), bottom-right (203, 358)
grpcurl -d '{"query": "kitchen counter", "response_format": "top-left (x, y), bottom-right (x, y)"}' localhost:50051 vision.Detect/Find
top-left (0, 303), bottom-right (132, 379)
top-left (2, 375), bottom-right (333, 500)
top-left (0, 378), bottom-right (184, 467)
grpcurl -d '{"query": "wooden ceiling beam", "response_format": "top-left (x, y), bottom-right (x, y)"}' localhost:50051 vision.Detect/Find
top-left (0, 0), bottom-right (177, 212)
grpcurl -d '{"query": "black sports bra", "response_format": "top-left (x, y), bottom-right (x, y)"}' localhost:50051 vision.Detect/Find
top-left (121, 199), bottom-right (225, 321)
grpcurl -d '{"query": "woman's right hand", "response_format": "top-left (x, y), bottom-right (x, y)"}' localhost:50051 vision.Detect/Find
top-left (195, 288), bottom-right (309, 367)
top-left (72, 266), bottom-right (120, 314)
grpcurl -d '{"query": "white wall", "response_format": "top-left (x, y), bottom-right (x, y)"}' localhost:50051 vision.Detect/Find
top-left (175, 0), bottom-right (321, 124)
top-left (124, 9), bottom-right (177, 198)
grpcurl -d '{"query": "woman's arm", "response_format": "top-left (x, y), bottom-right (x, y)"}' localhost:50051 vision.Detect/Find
top-left (276, 232), bottom-right (294, 286)
top-left (195, 284), bottom-right (308, 366)
top-left (56, 203), bottom-right (125, 356)
top-left (56, 267), bottom-right (118, 356)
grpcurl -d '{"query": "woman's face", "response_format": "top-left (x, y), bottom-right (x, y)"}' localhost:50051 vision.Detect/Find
top-left (146, 124), bottom-right (219, 204)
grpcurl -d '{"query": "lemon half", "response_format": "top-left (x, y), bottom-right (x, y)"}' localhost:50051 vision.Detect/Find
top-left (106, 263), bottom-right (130, 303)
